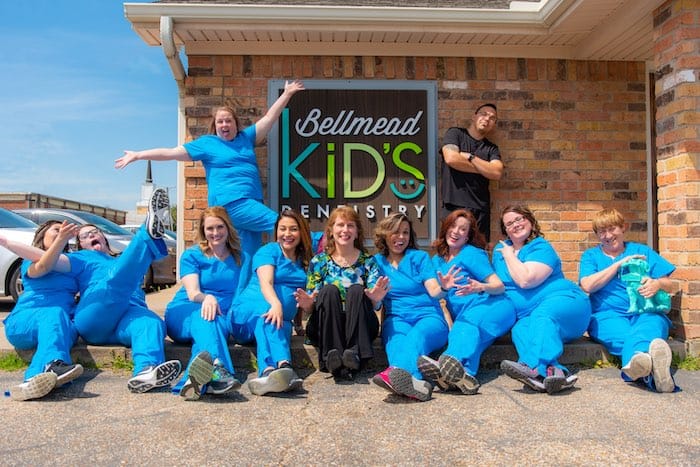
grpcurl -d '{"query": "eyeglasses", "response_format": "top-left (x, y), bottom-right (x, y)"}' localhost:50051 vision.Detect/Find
top-left (504, 216), bottom-right (526, 229)
top-left (78, 228), bottom-right (100, 240)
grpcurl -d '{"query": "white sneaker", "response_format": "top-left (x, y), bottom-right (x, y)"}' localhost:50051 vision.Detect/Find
top-left (128, 360), bottom-right (182, 393)
top-left (649, 339), bottom-right (674, 393)
top-left (248, 367), bottom-right (294, 396)
top-left (146, 188), bottom-right (170, 239)
top-left (11, 372), bottom-right (57, 401)
top-left (621, 352), bottom-right (652, 381)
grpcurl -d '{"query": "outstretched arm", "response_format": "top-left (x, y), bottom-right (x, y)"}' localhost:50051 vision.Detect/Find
top-left (0, 233), bottom-right (71, 273)
top-left (27, 221), bottom-right (78, 278)
top-left (115, 146), bottom-right (191, 169)
top-left (255, 80), bottom-right (305, 144)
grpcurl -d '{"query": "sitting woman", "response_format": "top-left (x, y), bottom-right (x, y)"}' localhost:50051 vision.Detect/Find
top-left (231, 209), bottom-right (312, 396)
top-left (165, 206), bottom-right (250, 401)
top-left (296, 206), bottom-right (388, 381)
top-left (418, 209), bottom-right (516, 395)
top-left (2, 221), bottom-right (83, 401)
top-left (494, 205), bottom-right (591, 394)
top-left (579, 208), bottom-right (677, 393)
top-left (371, 213), bottom-right (460, 402)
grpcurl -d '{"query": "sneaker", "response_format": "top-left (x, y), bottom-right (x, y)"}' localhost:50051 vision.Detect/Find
top-left (325, 348), bottom-right (343, 375)
top-left (371, 367), bottom-right (398, 394)
top-left (387, 367), bottom-right (433, 402)
top-left (180, 351), bottom-right (214, 401)
top-left (10, 372), bottom-right (57, 401)
top-left (417, 355), bottom-right (452, 391)
top-left (146, 187), bottom-right (170, 239)
top-left (128, 360), bottom-right (182, 394)
top-left (439, 354), bottom-right (480, 395)
top-left (524, 376), bottom-right (547, 392)
top-left (342, 349), bottom-right (360, 370)
top-left (248, 367), bottom-right (295, 396)
top-left (207, 358), bottom-right (241, 395)
top-left (501, 360), bottom-right (540, 385)
top-left (621, 352), bottom-right (652, 381)
top-left (44, 360), bottom-right (84, 387)
top-left (649, 338), bottom-right (674, 393)
top-left (279, 362), bottom-right (304, 391)
top-left (543, 366), bottom-right (577, 394)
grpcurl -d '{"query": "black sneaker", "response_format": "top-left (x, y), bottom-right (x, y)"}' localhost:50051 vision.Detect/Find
top-left (279, 362), bottom-right (303, 391)
top-left (325, 349), bottom-right (343, 375)
top-left (44, 360), bottom-right (84, 387)
top-left (206, 358), bottom-right (241, 395)
top-left (342, 349), bottom-right (360, 370)
top-left (146, 188), bottom-right (170, 239)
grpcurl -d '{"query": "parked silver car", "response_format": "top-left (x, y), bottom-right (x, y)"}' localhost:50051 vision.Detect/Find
top-left (0, 208), bottom-right (38, 301)
top-left (14, 208), bottom-right (176, 290)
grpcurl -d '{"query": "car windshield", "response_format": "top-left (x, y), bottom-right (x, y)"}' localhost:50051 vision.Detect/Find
top-left (66, 211), bottom-right (132, 236)
top-left (0, 208), bottom-right (38, 228)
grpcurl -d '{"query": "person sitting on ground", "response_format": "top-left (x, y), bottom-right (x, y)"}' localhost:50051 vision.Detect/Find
top-left (165, 206), bottom-right (250, 401)
top-left (579, 208), bottom-right (677, 393)
top-left (1, 220), bottom-right (84, 401)
top-left (295, 206), bottom-right (389, 381)
top-left (418, 209), bottom-right (515, 395)
top-left (371, 213), bottom-right (461, 402)
top-left (231, 209), bottom-right (312, 396)
top-left (494, 205), bottom-right (591, 394)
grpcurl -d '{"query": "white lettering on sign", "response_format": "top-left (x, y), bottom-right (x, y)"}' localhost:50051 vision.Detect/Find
top-left (295, 109), bottom-right (424, 137)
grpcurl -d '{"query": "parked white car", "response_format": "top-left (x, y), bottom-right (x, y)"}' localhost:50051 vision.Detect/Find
top-left (0, 208), bottom-right (37, 301)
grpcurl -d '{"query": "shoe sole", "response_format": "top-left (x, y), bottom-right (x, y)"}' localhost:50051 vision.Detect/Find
top-left (501, 360), bottom-right (538, 386)
top-left (439, 355), bottom-right (479, 395)
top-left (544, 373), bottom-right (578, 394)
top-left (417, 355), bottom-right (452, 391)
top-left (181, 354), bottom-right (214, 400)
top-left (649, 339), bottom-right (674, 393)
top-left (11, 373), bottom-right (58, 401)
top-left (621, 353), bottom-right (652, 381)
top-left (342, 349), bottom-right (360, 370)
top-left (326, 349), bottom-right (343, 374)
top-left (147, 188), bottom-right (169, 238)
top-left (128, 360), bottom-right (182, 394)
top-left (371, 372), bottom-right (398, 394)
top-left (387, 368), bottom-right (432, 402)
top-left (523, 377), bottom-right (546, 392)
top-left (248, 368), bottom-right (294, 396)
top-left (55, 364), bottom-right (84, 388)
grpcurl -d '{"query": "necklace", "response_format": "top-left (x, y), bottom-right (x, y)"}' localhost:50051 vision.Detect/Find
top-left (332, 252), bottom-right (357, 268)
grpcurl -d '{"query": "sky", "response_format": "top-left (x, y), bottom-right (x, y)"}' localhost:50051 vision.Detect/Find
top-left (0, 0), bottom-right (179, 212)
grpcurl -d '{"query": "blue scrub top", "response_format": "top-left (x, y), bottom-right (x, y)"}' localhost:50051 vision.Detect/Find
top-left (374, 249), bottom-right (443, 320)
top-left (7, 259), bottom-right (79, 315)
top-left (171, 245), bottom-right (250, 313)
top-left (183, 125), bottom-right (262, 207)
top-left (492, 236), bottom-right (577, 316)
top-left (68, 250), bottom-right (147, 306)
top-left (432, 245), bottom-right (496, 313)
top-left (579, 241), bottom-right (675, 315)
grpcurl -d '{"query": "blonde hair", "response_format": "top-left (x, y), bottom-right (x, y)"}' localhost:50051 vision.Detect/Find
top-left (592, 208), bottom-right (625, 234)
top-left (324, 206), bottom-right (366, 255)
top-left (197, 206), bottom-right (242, 265)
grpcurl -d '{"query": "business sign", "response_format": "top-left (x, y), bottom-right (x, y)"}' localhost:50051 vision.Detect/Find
top-left (268, 80), bottom-right (437, 244)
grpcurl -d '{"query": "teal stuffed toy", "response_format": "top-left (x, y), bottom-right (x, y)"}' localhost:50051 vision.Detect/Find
top-left (619, 258), bottom-right (671, 314)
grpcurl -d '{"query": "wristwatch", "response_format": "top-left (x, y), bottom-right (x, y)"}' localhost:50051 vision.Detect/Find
top-left (467, 153), bottom-right (475, 163)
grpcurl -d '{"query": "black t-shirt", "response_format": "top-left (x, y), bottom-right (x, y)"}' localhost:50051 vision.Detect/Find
top-left (440, 126), bottom-right (501, 211)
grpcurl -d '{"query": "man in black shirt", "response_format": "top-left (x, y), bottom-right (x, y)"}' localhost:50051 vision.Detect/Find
top-left (440, 103), bottom-right (503, 242)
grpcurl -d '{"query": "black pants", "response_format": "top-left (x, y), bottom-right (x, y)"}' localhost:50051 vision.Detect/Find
top-left (306, 284), bottom-right (379, 372)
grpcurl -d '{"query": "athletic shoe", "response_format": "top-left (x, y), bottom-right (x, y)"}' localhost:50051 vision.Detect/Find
top-left (501, 360), bottom-right (540, 385)
top-left (180, 352), bottom-right (214, 401)
top-left (146, 187), bottom-right (170, 239)
top-left (342, 349), bottom-right (360, 370)
top-left (279, 362), bottom-right (304, 391)
top-left (207, 358), bottom-right (241, 395)
top-left (325, 348), bottom-right (343, 375)
top-left (387, 367), bottom-right (433, 402)
top-left (371, 367), bottom-right (398, 394)
top-left (649, 338), bottom-right (675, 393)
top-left (542, 366), bottom-right (571, 394)
top-left (10, 372), bottom-right (57, 401)
top-left (44, 360), bottom-right (84, 387)
top-left (248, 367), bottom-right (295, 396)
top-left (524, 376), bottom-right (547, 392)
top-left (621, 352), bottom-right (652, 381)
top-left (417, 355), bottom-right (452, 391)
top-left (439, 354), bottom-right (480, 395)
top-left (128, 360), bottom-right (182, 394)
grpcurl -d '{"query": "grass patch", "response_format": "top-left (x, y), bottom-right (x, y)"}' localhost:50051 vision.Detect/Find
top-left (0, 353), bottom-right (28, 372)
top-left (673, 353), bottom-right (700, 371)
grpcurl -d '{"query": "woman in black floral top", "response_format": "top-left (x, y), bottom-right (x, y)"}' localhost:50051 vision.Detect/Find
top-left (295, 206), bottom-right (388, 380)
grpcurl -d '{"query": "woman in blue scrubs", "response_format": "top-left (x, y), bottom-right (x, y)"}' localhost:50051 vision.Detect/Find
top-left (579, 208), bottom-right (677, 392)
top-left (115, 80), bottom-right (305, 259)
top-left (231, 209), bottom-right (312, 396)
top-left (166, 206), bottom-right (250, 401)
top-left (418, 209), bottom-right (515, 395)
top-left (2, 220), bottom-right (83, 401)
top-left (371, 213), bottom-right (460, 402)
top-left (494, 205), bottom-right (591, 394)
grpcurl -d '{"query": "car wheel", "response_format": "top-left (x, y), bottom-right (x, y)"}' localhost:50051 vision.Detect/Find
top-left (9, 265), bottom-right (23, 302)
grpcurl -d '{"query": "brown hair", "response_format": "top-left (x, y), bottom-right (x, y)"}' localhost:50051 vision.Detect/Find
top-left (499, 205), bottom-right (543, 243)
top-left (76, 224), bottom-right (117, 256)
top-left (197, 206), bottom-right (242, 265)
top-left (275, 209), bottom-right (313, 269)
top-left (324, 206), bottom-right (366, 255)
top-left (208, 106), bottom-right (242, 137)
top-left (32, 220), bottom-right (70, 252)
top-left (591, 208), bottom-right (625, 234)
top-left (432, 209), bottom-right (486, 258)
top-left (374, 212), bottom-right (417, 256)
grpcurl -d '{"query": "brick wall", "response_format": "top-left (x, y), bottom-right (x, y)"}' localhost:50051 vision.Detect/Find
top-left (653, 0), bottom-right (700, 347)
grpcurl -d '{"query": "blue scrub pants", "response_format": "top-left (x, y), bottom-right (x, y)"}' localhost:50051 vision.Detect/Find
top-left (73, 227), bottom-right (168, 374)
top-left (444, 295), bottom-right (516, 376)
top-left (4, 306), bottom-right (78, 380)
top-left (224, 198), bottom-right (278, 260)
top-left (511, 290), bottom-right (591, 377)
top-left (231, 315), bottom-right (294, 376)
top-left (588, 310), bottom-right (670, 366)
top-left (382, 313), bottom-right (448, 379)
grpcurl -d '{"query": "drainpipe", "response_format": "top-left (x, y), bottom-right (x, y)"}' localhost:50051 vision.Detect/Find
top-left (160, 16), bottom-right (186, 269)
